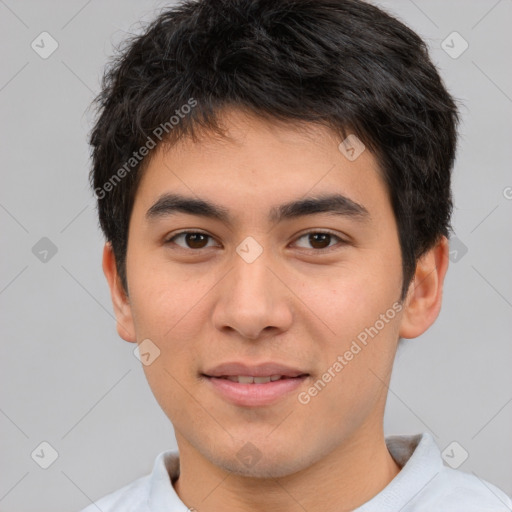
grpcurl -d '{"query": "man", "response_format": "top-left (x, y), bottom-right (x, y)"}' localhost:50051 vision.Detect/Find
top-left (83, 0), bottom-right (512, 510)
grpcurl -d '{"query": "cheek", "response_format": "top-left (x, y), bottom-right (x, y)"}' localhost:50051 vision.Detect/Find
top-left (126, 248), bottom-right (205, 337)
top-left (126, 253), bottom-right (215, 378)
top-left (300, 256), bottom-right (402, 399)
top-left (306, 261), bottom-right (401, 342)
top-left (127, 264), bottom-right (208, 414)
top-left (299, 301), bottom-right (400, 437)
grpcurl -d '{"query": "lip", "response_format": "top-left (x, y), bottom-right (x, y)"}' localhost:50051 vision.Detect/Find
top-left (202, 362), bottom-right (309, 407)
top-left (204, 374), bottom-right (309, 407)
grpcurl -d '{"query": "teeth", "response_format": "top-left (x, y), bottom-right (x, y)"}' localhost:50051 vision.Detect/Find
top-left (222, 375), bottom-right (285, 384)
top-left (254, 376), bottom-right (271, 384)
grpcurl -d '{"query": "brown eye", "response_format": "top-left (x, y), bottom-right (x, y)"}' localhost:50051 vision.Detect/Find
top-left (308, 233), bottom-right (331, 249)
top-left (293, 231), bottom-right (344, 250)
top-left (184, 233), bottom-right (209, 249)
top-left (167, 231), bottom-right (217, 250)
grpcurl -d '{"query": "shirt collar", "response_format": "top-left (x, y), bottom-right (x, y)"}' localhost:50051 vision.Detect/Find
top-left (355, 432), bottom-right (443, 511)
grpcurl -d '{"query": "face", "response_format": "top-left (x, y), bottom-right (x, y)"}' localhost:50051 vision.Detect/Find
top-left (110, 109), bottom-right (415, 477)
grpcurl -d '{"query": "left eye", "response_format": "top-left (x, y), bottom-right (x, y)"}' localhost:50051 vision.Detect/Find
top-left (293, 231), bottom-right (343, 250)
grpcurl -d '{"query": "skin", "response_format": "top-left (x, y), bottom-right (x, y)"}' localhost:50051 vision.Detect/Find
top-left (103, 108), bottom-right (449, 512)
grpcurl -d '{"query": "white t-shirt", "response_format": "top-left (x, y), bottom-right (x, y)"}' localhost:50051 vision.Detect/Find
top-left (79, 432), bottom-right (512, 511)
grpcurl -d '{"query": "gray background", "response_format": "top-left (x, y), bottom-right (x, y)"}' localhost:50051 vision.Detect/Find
top-left (1, 0), bottom-right (511, 510)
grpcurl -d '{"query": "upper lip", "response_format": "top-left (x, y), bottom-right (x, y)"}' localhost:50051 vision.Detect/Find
top-left (203, 362), bottom-right (308, 378)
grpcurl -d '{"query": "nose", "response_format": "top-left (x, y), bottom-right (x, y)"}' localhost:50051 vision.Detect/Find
top-left (212, 246), bottom-right (293, 341)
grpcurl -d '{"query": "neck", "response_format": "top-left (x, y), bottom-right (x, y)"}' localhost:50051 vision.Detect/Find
top-left (173, 425), bottom-right (401, 512)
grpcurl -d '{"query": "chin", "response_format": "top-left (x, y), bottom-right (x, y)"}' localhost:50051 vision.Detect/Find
top-left (207, 444), bottom-right (315, 479)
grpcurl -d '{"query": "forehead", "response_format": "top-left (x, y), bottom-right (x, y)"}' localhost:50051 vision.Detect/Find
top-left (132, 109), bottom-right (390, 227)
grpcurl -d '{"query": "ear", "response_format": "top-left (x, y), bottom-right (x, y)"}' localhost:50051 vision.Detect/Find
top-left (102, 242), bottom-right (137, 343)
top-left (399, 236), bottom-right (449, 339)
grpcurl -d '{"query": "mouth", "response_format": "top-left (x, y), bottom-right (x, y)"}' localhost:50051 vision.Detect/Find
top-left (201, 363), bottom-right (310, 406)
top-left (207, 374), bottom-right (308, 384)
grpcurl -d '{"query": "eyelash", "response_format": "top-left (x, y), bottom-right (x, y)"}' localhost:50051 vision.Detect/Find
top-left (164, 230), bottom-right (346, 252)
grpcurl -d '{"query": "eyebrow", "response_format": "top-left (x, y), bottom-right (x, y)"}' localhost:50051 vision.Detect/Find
top-left (145, 192), bottom-right (370, 224)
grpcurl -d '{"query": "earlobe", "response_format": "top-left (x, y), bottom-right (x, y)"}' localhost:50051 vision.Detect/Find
top-left (399, 236), bottom-right (449, 339)
top-left (102, 242), bottom-right (137, 343)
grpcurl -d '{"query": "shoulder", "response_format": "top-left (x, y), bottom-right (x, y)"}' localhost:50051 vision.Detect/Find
top-left (78, 473), bottom-right (152, 512)
top-left (382, 433), bottom-right (512, 512)
top-left (417, 466), bottom-right (512, 511)
top-left (77, 449), bottom-right (181, 512)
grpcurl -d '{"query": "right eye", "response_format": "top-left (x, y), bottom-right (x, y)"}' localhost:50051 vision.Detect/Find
top-left (165, 231), bottom-right (221, 250)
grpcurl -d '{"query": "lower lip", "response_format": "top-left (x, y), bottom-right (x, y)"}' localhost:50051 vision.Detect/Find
top-left (204, 375), bottom-right (308, 407)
